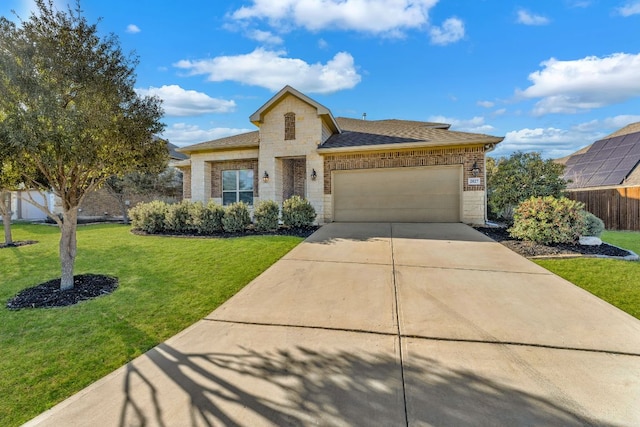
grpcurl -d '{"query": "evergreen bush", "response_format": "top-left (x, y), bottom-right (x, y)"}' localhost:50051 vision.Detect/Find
top-left (282, 195), bottom-right (316, 227)
top-left (509, 196), bottom-right (585, 244)
top-left (253, 200), bottom-right (280, 232)
top-left (581, 211), bottom-right (605, 237)
top-left (128, 200), bottom-right (168, 234)
top-left (199, 200), bottom-right (225, 234)
top-left (222, 202), bottom-right (251, 233)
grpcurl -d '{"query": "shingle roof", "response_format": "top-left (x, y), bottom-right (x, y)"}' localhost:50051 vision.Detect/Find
top-left (167, 142), bottom-right (188, 160)
top-left (319, 117), bottom-right (503, 150)
top-left (176, 116), bottom-right (504, 155)
top-left (563, 124), bottom-right (640, 189)
top-left (604, 121), bottom-right (640, 139)
top-left (177, 131), bottom-right (260, 154)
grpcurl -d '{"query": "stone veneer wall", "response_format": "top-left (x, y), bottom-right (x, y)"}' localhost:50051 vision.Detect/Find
top-left (323, 146), bottom-right (486, 194)
top-left (210, 159), bottom-right (259, 199)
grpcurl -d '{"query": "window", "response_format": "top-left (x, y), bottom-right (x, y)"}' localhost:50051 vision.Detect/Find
top-left (222, 169), bottom-right (254, 205)
top-left (284, 112), bottom-right (295, 140)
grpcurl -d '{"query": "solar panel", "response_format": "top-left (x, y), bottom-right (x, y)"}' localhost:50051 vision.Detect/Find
top-left (561, 130), bottom-right (640, 188)
top-left (564, 155), bottom-right (582, 166)
top-left (605, 170), bottom-right (629, 185)
top-left (585, 173), bottom-right (609, 187)
top-left (589, 139), bottom-right (607, 152)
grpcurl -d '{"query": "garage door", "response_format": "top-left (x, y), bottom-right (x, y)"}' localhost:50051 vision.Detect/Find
top-left (333, 166), bottom-right (461, 222)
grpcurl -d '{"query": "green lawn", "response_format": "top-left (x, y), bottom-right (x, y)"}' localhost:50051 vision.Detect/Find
top-left (0, 223), bottom-right (303, 427)
top-left (535, 230), bottom-right (640, 320)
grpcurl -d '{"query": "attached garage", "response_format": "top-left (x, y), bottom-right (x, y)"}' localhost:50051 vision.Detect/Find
top-left (332, 165), bottom-right (462, 222)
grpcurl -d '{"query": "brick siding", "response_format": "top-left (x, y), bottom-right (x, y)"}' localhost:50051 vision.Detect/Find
top-left (323, 146), bottom-right (486, 194)
top-left (210, 159), bottom-right (259, 198)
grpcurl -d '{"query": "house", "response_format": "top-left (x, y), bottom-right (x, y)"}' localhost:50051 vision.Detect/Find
top-left (558, 122), bottom-right (640, 230)
top-left (77, 141), bottom-right (187, 218)
top-left (177, 86), bottom-right (504, 225)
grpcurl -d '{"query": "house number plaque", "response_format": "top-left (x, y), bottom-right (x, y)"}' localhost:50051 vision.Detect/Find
top-left (468, 177), bottom-right (481, 186)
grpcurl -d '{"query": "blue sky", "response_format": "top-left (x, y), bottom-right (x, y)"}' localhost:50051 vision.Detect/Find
top-left (3, 0), bottom-right (640, 158)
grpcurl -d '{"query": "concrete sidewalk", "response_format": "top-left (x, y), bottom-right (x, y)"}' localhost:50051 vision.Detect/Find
top-left (25, 223), bottom-right (640, 426)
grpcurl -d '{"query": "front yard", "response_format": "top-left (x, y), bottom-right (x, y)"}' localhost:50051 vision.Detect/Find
top-left (534, 230), bottom-right (640, 320)
top-left (0, 223), bottom-right (303, 427)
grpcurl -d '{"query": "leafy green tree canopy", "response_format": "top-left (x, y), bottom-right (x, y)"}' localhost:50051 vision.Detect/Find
top-left (487, 151), bottom-right (567, 222)
top-left (0, 0), bottom-right (166, 289)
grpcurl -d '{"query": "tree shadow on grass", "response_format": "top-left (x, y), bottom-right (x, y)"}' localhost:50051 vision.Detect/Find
top-left (118, 342), bottom-right (607, 427)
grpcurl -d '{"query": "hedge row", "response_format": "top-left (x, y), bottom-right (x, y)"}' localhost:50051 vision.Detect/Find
top-left (129, 196), bottom-right (316, 235)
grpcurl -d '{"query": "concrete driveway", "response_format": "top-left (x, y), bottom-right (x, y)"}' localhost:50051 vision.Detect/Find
top-left (26, 223), bottom-right (640, 426)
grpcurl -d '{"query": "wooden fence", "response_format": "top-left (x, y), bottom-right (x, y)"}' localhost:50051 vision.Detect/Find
top-left (567, 186), bottom-right (640, 231)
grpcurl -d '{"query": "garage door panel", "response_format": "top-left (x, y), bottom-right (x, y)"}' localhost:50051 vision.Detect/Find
top-left (333, 166), bottom-right (461, 222)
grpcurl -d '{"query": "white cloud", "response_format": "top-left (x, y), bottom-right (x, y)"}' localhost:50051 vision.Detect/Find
top-left (428, 115), bottom-right (495, 133)
top-left (616, 1), bottom-right (640, 16)
top-left (247, 29), bottom-right (283, 45)
top-left (230, 0), bottom-right (438, 36)
top-left (174, 48), bottom-right (361, 94)
top-left (494, 127), bottom-right (591, 159)
top-left (571, 115), bottom-right (640, 133)
top-left (318, 38), bottom-right (329, 49)
top-left (126, 24), bottom-right (141, 34)
top-left (136, 85), bottom-right (236, 117)
top-left (429, 17), bottom-right (465, 45)
top-left (492, 115), bottom-right (640, 159)
top-left (516, 9), bottom-right (550, 26)
top-left (519, 53), bottom-right (640, 115)
top-left (162, 123), bottom-right (254, 146)
top-left (492, 108), bottom-right (507, 117)
top-left (477, 100), bottom-right (495, 108)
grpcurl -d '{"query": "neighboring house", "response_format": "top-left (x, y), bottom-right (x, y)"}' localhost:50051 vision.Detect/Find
top-left (558, 122), bottom-right (640, 230)
top-left (9, 190), bottom-right (54, 221)
top-left (78, 141), bottom-right (187, 218)
top-left (177, 86), bottom-right (503, 225)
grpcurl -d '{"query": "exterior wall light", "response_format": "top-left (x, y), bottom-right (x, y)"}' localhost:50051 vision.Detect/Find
top-left (263, 171), bottom-right (269, 183)
top-left (470, 161), bottom-right (481, 177)
top-left (311, 169), bottom-right (317, 181)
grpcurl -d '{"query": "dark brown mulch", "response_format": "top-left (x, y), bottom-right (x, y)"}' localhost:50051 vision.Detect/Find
top-left (474, 227), bottom-right (631, 258)
top-left (0, 240), bottom-right (38, 249)
top-left (6, 274), bottom-right (118, 310)
top-left (132, 226), bottom-right (320, 239)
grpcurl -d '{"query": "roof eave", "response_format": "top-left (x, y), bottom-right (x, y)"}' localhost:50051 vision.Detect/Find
top-left (317, 138), bottom-right (502, 154)
top-left (178, 144), bottom-right (260, 155)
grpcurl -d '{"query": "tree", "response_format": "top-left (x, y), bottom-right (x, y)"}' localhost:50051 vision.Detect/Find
top-left (103, 167), bottom-right (182, 223)
top-left (0, 135), bottom-right (23, 246)
top-left (487, 152), bottom-right (567, 222)
top-left (0, 0), bottom-right (166, 290)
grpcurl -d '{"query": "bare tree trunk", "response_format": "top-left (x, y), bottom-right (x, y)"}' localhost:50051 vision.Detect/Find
top-left (59, 208), bottom-right (78, 290)
top-left (1, 191), bottom-right (13, 245)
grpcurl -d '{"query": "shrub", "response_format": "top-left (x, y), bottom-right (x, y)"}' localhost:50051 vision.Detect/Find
top-left (581, 211), bottom-right (605, 237)
top-left (222, 202), bottom-right (251, 233)
top-left (487, 152), bottom-right (567, 223)
top-left (199, 200), bottom-right (224, 234)
top-left (164, 201), bottom-right (194, 233)
top-left (253, 200), bottom-right (280, 232)
top-left (282, 195), bottom-right (316, 228)
top-left (509, 196), bottom-right (585, 244)
top-left (128, 200), bottom-right (168, 234)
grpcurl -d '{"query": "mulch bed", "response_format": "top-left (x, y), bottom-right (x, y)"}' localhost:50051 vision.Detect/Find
top-left (0, 240), bottom-right (38, 249)
top-left (6, 274), bottom-right (118, 310)
top-left (474, 226), bottom-right (632, 258)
